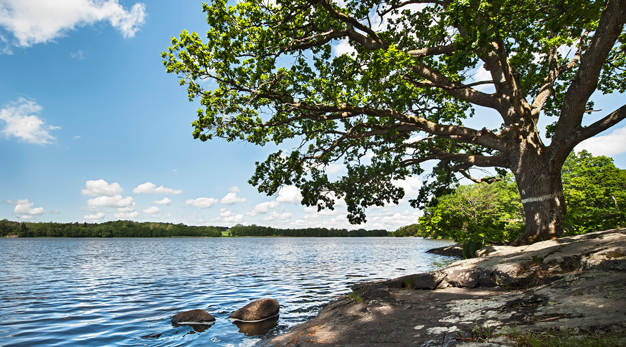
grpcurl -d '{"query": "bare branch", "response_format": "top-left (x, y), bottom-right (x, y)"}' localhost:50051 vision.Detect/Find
top-left (379, 0), bottom-right (443, 16)
top-left (399, 151), bottom-right (509, 168)
top-left (412, 63), bottom-right (504, 111)
top-left (531, 31), bottom-right (589, 117)
top-left (574, 104), bottom-right (626, 143)
top-left (458, 169), bottom-right (502, 184)
top-left (407, 44), bottom-right (456, 58)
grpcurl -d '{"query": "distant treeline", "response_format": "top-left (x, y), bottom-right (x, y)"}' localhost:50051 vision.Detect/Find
top-left (0, 220), bottom-right (390, 238)
top-left (0, 220), bottom-right (225, 238)
top-left (230, 224), bottom-right (389, 237)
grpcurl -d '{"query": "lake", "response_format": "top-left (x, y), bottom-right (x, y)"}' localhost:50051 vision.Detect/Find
top-left (0, 237), bottom-right (455, 346)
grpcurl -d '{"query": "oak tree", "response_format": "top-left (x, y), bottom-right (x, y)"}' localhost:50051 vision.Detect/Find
top-left (163, 0), bottom-right (626, 244)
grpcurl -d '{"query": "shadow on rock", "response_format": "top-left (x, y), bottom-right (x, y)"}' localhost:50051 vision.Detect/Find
top-left (233, 316), bottom-right (279, 336)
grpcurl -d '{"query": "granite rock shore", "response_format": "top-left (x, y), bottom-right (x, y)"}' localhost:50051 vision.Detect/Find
top-left (261, 228), bottom-right (626, 346)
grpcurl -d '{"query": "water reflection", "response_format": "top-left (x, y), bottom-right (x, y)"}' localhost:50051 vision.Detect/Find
top-left (0, 237), bottom-right (455, 346)
top-left (233, 316), bottom-right (279, 336)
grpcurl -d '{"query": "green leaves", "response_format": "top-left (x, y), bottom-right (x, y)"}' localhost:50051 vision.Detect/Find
top-left (418, 175), bottom-right (524, 244)
top-left (162, 0), bottom-right (623, 227)
top-left (562, 150), bottom-right (626, 235)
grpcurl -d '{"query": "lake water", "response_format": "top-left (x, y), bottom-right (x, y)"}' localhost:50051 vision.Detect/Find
top-left (0, 237), bottom-right (455, 346)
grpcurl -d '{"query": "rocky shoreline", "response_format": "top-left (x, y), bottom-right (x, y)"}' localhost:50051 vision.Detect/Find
top-left (261, 229), bottom-right (626, 346)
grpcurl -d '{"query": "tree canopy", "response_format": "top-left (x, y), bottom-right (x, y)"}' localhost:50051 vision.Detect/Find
top-left (562, 150), bottom-right (626, 234)
top-left (399, 150), bottom-right (625, 244)
top-left (418, 174), bottom-right (524, 244)
top-left (163, 0), bottom-right (626, 244)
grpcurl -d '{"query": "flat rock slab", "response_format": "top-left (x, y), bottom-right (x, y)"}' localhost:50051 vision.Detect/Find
top-left (261, 229), bottom-right (626, 347)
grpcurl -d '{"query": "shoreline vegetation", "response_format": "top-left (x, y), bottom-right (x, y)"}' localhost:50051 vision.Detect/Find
top-left (392, 151), bottom-right (626, 255)
top-left (0, 219), bottom-right (390, 238)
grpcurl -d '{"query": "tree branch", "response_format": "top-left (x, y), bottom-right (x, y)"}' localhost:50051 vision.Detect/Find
top-left (457, 168), bottom-right (502, 184)
top-left (399, 151), bottom-right (509, 168)
top-left (308, 0), bottom-right (388, 50)
top-left (552, 0), bottom-right (626, 146)
top-left (407, 44), bottom-right (456, 58)
top-left (574, 104), bottom-right (626, 143)
top-left (411, 63), bottom-right (504, 111)
top-left (379, 0), bottom-right (443, 16)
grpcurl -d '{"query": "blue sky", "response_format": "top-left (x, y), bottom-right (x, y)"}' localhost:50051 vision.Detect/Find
top-left (1, 0), bottom-right (625, 230)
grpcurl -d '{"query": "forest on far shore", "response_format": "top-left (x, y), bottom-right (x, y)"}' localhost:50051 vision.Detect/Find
top-left (0, 220), bottom-right (390, 238)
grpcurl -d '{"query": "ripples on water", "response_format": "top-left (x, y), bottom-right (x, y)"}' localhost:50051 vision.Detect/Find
top-left (0, 237), bottom-right (455, 346)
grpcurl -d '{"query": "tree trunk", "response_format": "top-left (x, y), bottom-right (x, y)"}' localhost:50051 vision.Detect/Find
top-left (512, 152), bottom-right (567, 245)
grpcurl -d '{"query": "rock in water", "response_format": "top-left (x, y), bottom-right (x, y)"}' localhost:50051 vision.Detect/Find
top-left (171, 309), bottom-right (216, 325)
top-left (229, 298), bottom-right (279, 322)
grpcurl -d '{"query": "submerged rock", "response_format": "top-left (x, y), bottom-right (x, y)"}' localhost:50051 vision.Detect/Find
top-left (171, 309), bottom-right (215, 325)
top-left (229, 298), bottom-right (280, 322)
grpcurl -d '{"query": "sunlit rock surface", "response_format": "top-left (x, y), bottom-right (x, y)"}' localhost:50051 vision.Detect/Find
top-left (229, 298), bottom-right (280, 322)
top-left (261, 229), bottom-right (626, 347)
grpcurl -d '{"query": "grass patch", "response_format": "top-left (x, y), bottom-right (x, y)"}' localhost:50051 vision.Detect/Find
top-left (472, 322), bottom-right (493, 341)
top-left (606, 250), bottom-right (626, 259)
top-left (506, 327), bottom-right (626, 347)
top-left (403, 277), bottom-right (414, 289)
top-left (348, 292), bottom-right (363, 303)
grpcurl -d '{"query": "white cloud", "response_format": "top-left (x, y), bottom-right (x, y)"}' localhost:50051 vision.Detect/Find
top-left (303, 213), bottom-right (321, 220)
top-left (0, 97), bottom-right (58, 144)
top-left (142, 206), bottom-right (159, 214)
top-left (185, 197), bottom-right (219, 208)
top-left (221, 186), bottom-right (246, 205)
top-left (116, 203), bottom-right (135, 212)
top-left (575, 126), bottom-right (626, 156)
top-left (219, 208), bottom-right (243, 223)
top-left (276, 185), bottom-right (302, 204)
top-left (84, 212), bottom-right (105, 220)
top-left (153, 197), bottom-right (172, 205)
top-left (247, 201), bottom-right (280, 216)
top-left (381, 211), bottom-right (422, 225)
top-left (221, 193), bottom-right (246, 204)
top-left (332, 38), bottom-right (356, 57)
top-left (13, 199), bottom-right (45, 215)
top-left (262, 211), bottom-right (293, 221)
top-left (70, 49), bottom-right (84, 60)
top-left (81, 179), bottom-right (123, 196)
top-left (133, 182), bottom-right (182, 195)
top-left (114, 211), bottom-right (139, 219)
top-left (392, 176), bottom-right (423, 199)
top-left (0, 0), bottom-right (146, 51)
top-left (467, 65), bottom-right (495, 92)
top-left (303, 206), bottom-right (340, 215)
top-left (87, 194), bottom-right (134, 207)
top-left (326, 163), bottom-right (345, 174)
top-left (186, 212), bottom-right (198, 218)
